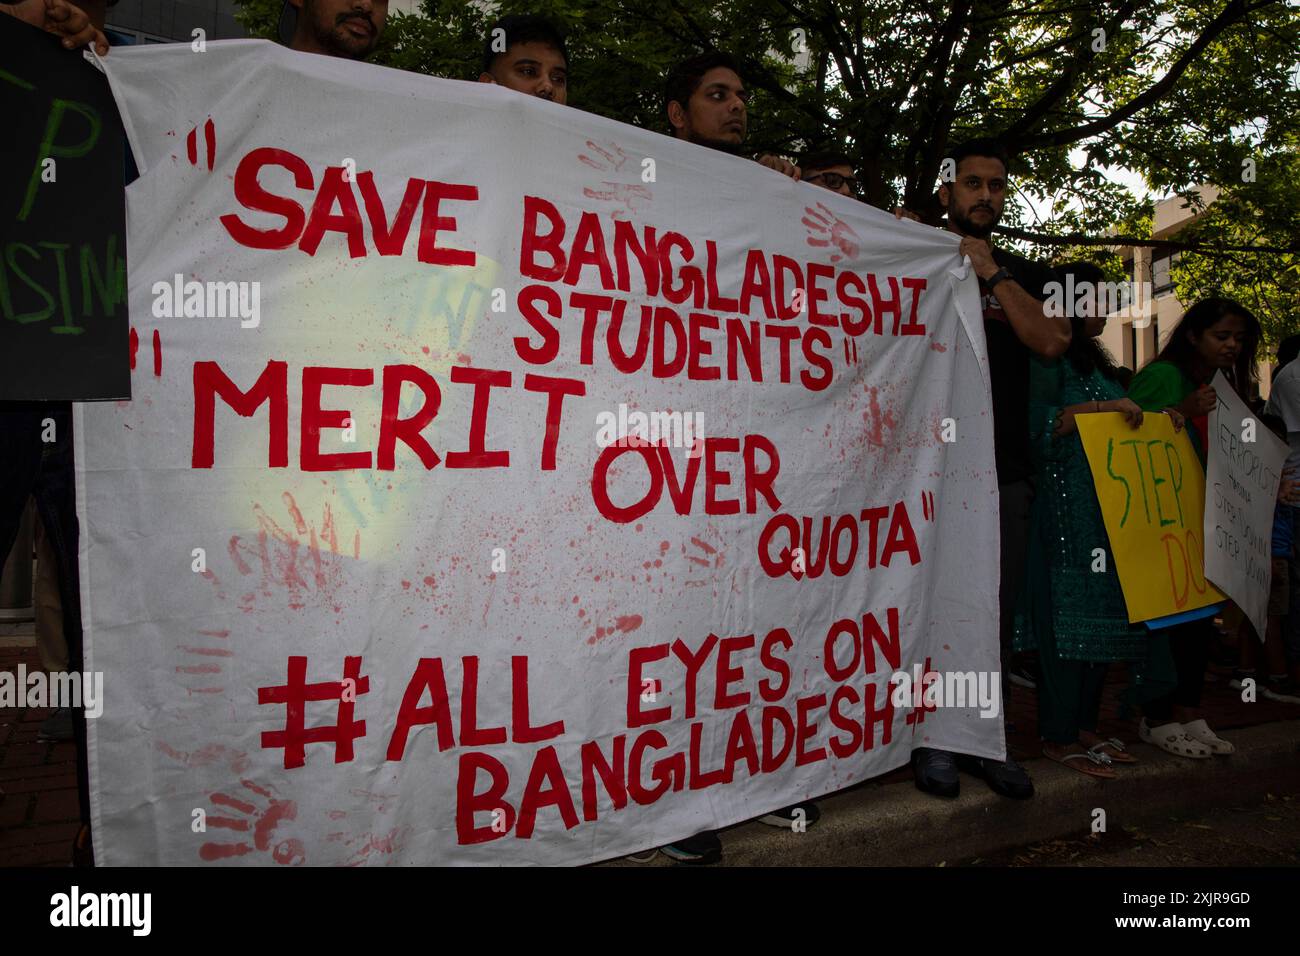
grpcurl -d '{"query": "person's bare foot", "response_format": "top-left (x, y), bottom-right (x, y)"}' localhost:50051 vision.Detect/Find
top-left (1042, 741), bottom-right (1117, 779)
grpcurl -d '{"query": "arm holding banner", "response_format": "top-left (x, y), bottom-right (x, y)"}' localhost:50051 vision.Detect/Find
top-left (1030, 358), bottom-right (1144, 449)
top-left (1, 0), bottom-right (107, 53)
top-left (959, 235), bottom-right (1070, 358)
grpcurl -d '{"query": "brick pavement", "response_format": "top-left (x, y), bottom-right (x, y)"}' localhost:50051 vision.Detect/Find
top-left (1, 646), bottom-right (80, 866)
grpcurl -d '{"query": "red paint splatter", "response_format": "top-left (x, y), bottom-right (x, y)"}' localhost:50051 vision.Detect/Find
top-left (199, 843), bottom-right (250, 861)
top-left (176, 664), bottom-right (222, 675)
top-left (179, 645), bottom-right (234, 657)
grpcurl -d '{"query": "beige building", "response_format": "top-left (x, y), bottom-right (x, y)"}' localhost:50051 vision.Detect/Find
top-left (1099, 186), bottom-right (1275, 397)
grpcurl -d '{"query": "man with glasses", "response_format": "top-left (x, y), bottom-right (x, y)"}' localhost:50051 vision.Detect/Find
top-left (800, 150), bottom-right (859, 198)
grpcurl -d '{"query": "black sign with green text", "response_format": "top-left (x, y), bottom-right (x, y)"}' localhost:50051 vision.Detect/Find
top-left (1, 14), bottom-right (128, 400)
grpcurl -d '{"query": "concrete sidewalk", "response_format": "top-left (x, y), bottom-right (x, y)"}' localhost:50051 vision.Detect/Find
top-left (671, 720), bottom-right (1300, 866)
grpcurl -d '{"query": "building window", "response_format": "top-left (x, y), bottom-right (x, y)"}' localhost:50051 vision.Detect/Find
top-left (1150, 251), bottom-right (1181, 297)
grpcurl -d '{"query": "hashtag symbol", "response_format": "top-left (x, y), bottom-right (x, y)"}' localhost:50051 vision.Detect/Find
top-left (258, 656), bottom-right (368, 769)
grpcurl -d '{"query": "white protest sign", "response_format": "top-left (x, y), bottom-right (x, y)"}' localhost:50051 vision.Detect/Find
top-left (79, 40), bottom-right (1001, 865)
top-left (1205, 370), bottom-right (1287, 640)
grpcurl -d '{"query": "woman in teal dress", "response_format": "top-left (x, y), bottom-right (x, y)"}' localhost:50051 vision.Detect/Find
top-left (1015, 263), bottom-right (1177, 778)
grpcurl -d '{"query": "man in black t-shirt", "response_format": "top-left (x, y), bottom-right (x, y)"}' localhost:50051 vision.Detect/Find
top-left (910, 138), bottom-right (1069, 803)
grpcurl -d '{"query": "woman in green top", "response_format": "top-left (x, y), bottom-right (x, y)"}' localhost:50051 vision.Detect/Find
top-left (1016, 263), bottom-right (1178, 778)
top-left (1127, 297), bottom-right (1261, 759)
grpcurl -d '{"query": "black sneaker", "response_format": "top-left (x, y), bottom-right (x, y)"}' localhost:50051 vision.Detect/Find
top-left (660, 830), bottom-right (722, 865)
top-left (956, 753), bottom-right (1034, 799)
top-left (911, 747), bottom-right (959, 798)
top-left (758, 802), bottom-right (821, 830)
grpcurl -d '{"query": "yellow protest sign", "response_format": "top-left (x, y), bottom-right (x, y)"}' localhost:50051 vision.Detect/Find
top-left (1077, 412), bottom-right (1226, 623)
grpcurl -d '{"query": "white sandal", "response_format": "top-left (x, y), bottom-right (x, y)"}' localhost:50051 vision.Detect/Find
top-left (1139, 719), bottom-right (1212, 759)
top-left (1181, 718), bottom-right (1236, 755)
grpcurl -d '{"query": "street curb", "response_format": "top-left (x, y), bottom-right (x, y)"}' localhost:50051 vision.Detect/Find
top-left (607, 719), bottom-right (1300, 866)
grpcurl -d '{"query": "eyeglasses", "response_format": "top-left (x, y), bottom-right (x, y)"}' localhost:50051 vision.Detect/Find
top-left (804, 171), bottom-right (859, 194)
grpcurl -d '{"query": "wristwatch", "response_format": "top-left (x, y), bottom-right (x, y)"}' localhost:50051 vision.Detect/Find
top-left (985, 267), bottom-right (1014, 290)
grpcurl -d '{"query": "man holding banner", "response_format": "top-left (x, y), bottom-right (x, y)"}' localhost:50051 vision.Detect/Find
top-left (910, 138), bottom-right (1068, 802)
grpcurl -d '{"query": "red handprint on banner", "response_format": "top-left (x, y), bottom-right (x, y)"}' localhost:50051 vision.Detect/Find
top-left (579, 139), bottom-right (652, 219)
top-left (579, 139), bottom-right (629, 172)
top-left (802, 201), bottom-right (860, 263)
top-left (583, 182), bottom-right (653, 217)
top-left (198, 779), bottom-right (305, 864)
top-left (226, 492), bottom-right (360, 614)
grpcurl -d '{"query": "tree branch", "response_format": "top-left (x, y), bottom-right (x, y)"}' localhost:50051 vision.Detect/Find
top-left (1018, 0), bottom-right (1281, 149)
top-left (993, 223), bottom-right (1300, 255)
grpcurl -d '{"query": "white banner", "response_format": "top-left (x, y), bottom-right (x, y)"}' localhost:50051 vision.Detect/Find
top-left (1205, 370), bottom-right (1287, 641)
top-left (79, 40), bottom-right (1002, 866)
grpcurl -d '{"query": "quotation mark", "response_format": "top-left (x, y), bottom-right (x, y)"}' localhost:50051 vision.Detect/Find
top-left (186, 117), bottom-right (216, 171)
top-left (919, 490), bottom-right (936, 522)
top-left (843, 336), bottom-right (860, 366)
top-left (128, 327), bottom-right (162, 377)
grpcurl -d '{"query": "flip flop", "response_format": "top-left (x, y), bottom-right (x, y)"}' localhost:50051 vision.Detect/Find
top-left (1085, 737), bottom-right (1138, 764)
top-left (1043, 744), bottom-right (1118, 779)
